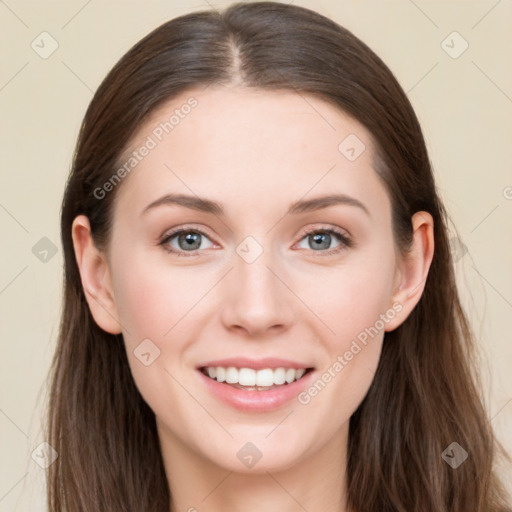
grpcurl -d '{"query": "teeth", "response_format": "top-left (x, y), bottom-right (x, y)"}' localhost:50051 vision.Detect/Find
top-left (203, 366), bottom-right (309, 386)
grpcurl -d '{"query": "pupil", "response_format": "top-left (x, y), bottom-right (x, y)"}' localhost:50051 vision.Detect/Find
top-left (180, 232), bottom-right (201, 250)
top-left (311, 232), bottom-right (330, 250)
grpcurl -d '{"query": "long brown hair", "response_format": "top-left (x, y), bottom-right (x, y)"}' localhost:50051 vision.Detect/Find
top-left (46, 2), bottom-right (511, 510)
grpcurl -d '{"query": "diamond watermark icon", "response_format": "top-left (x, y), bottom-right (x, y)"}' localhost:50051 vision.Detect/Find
top-left (237, 442), bottom-right (263, 468)
top-left (236, 236), bottom-right (263, 264)
top-left (441, 31), bottom-right (469, 59)
top-left (338, 134), bottom-right (366, 162)
top-left (31, 31), bottom-right (59, 59)
top-left (442, 441), bottom-right (468, 469)
top-left (31, 442), bottom-right (58, 469)
top-left (134, 338), bottom-right (161, 366)
top-left (32, 237), bottom-right (58, 263)
top-left (449, 236), bottom-right (468, 263)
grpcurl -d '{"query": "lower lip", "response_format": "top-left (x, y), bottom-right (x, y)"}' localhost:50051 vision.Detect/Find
top-left (197, 369), bottom-right (315, 412)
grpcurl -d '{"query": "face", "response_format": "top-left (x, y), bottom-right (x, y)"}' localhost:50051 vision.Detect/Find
top-left (87, 86), bottom-right (411, 474)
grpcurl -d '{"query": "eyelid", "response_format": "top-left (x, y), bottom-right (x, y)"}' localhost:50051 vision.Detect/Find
top-left (159, 225), bottom-right (212, 243)
top-left (293, 225), bottom-right (353, 255)
top-left (296, 224), bottom-right (352, 242)
top-left (159, 224), bottom-right (353, 257)
top-left (159, 225), bottom-right (217, 256)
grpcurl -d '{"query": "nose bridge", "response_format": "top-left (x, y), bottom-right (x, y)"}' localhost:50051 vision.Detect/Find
top-left (220, 234), bottom-right (294, 335)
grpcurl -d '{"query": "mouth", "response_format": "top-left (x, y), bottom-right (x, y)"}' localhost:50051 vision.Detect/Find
top-left (199, 365), bottom-right (315, 391)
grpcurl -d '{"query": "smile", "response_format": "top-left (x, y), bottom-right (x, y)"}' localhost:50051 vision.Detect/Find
top-left (200, 366), bottom-right (313, 390)
top-left (197, 361), bottom-right (316, 412)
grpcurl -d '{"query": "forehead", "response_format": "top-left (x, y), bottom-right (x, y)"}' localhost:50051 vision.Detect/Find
top-left (112, 85), bottom-right (389, 223)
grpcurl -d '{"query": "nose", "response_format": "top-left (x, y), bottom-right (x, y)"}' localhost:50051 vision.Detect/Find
top-left (220, 243), bottom-right (295, 337)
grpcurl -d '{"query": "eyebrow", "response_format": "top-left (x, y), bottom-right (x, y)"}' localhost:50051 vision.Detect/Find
top-left (141, 193), bottom-right (370, 217)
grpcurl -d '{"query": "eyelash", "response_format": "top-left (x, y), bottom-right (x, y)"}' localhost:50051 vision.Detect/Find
top-left (159, 226), bottom-right (353, 257)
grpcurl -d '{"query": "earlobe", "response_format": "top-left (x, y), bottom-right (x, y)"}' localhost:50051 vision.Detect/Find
top-left (385, 211), bottom-right (435, 332)
top-left (71, 215), bottom-right (123, 335)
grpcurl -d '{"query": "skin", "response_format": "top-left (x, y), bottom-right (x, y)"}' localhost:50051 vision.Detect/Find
top-left (72, 85), bottom-right (434, 512)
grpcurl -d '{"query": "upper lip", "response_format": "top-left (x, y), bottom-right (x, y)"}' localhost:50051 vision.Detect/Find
top-left (198, 357), bottom-right (314, 371)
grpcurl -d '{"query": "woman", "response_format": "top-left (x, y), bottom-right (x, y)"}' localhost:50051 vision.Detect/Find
top-left (46, 2), bottom-right (511, 511)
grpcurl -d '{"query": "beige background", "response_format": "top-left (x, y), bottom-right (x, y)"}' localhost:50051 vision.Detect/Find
top-left (1, 0), bottom-right (511, 509)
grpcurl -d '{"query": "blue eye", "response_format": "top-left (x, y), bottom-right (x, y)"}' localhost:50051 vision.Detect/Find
top-left (160, 228), bottom-right (214, 256)
top-left (296, 228), bottom-right (352, 255)
top-left (159, 226), bottom-right (352, 257)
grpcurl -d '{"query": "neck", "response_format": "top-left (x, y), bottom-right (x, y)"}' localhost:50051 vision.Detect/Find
top-left (158, 421), bottom-right (350, 512)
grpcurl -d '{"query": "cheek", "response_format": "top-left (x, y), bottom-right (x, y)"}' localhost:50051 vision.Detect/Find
top-left (298, 250), bottom-right (396, 341)
top-left (109, 254), bottom-right (198, 412)
top-left (111, 233), bottom-right (396, 352)
top-left (298, 248), bottom-right (395, 409)
top-left (111, 253), bottom-right (201, 345)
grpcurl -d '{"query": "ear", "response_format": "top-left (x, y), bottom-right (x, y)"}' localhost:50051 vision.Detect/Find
top-left (71, 215), bottom-right (122, 334)
top-left (385, 211), bottom-right (435, 332)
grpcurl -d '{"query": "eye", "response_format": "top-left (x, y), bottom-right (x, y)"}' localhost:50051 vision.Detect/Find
top-left (159, 228), bottom-right (215, 256)
top-left (159, 225), bottom-right (352, 257)
top-left (295, 227), bottom-right (352, 255)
